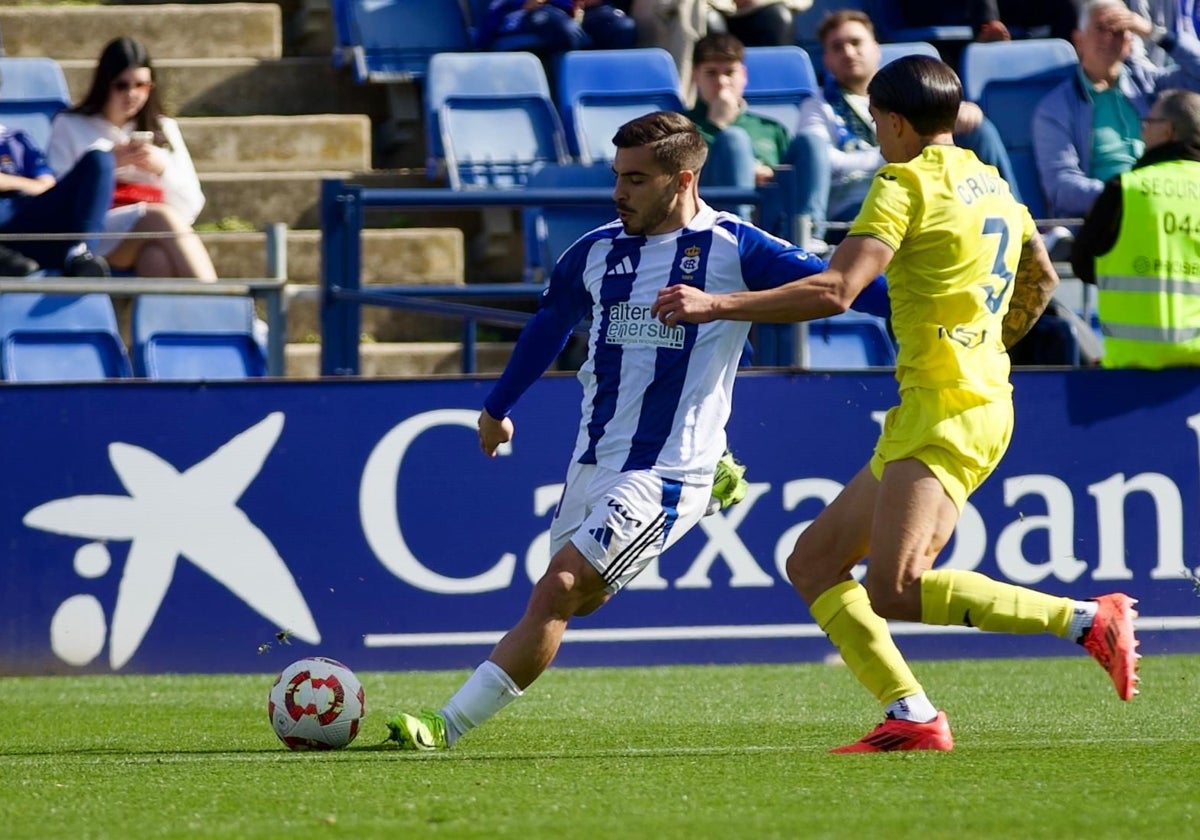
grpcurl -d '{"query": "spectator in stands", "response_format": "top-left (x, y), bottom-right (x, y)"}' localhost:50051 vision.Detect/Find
top-left (1070, 88), bottom-right (1200, 367)
top-left (48, 36), bottom-right (216, 280)
top-left (707, 0), bottom-right (809, 48)
top-left (474, 1), bottom-right (637, 57)
top-left (630, 0), bottom-right (708, 103)
top-left (683, 32), bottom-right (822, 234)
top-left (972, 0), bottom-right (1083, 41)
top-left (1127, 0), bottom-right (1196, 66)
top-left (1032, 0), bottom-right (1200, 219)
top-left (0, 123), bottom-right (113, 277)
top-left (797, 9), bottom-right (1021, 241)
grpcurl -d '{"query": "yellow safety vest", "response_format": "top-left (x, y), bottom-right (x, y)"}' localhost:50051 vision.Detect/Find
top-left (1094, 158), bottom-right (1200, 368)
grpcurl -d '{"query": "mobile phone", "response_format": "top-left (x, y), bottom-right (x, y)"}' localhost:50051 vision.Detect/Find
top-left (130, 131), bottom-right (155, 146)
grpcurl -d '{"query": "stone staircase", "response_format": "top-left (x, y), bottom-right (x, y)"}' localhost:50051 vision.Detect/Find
top-left (0, 0), bottom-right (512, 377)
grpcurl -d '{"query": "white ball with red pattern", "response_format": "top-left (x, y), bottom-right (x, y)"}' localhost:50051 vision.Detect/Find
top-left (268, 656), bottom-right (365, 750)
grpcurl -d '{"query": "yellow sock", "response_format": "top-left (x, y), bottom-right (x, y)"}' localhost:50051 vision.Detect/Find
top-left (921, 569), bottom-right (1074, 637)
top-left (810, 580), bottom-right (922, 706)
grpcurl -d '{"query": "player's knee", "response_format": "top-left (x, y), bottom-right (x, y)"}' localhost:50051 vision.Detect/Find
top-left (785, 547), bottom-right (827, 604)
top-left (530, 554), bottom-right (605, 619)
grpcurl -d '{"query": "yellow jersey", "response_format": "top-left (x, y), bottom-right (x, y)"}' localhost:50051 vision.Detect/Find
top-left (848, 144), bottom-right (1035, 398)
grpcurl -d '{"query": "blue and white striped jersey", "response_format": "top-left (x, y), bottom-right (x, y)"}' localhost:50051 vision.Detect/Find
top-left (484, 202), bottom-right (827, 483)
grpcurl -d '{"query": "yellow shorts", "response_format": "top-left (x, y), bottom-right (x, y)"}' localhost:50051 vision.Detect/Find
top-left (869, 386), bottom-right (1014, 510)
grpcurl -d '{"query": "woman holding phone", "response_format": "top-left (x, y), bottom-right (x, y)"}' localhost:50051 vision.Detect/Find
top-left (48, 36), bottom-right (216, 280)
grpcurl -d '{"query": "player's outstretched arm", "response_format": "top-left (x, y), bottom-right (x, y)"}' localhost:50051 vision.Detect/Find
top-left (653, 235), bottom-right (894, 326)
top-left (1002, 233), bottom-right (1059, 350)
top-left (478, 409), bottom-right (515, 458)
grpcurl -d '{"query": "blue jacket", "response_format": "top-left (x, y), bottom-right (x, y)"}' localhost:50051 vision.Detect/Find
top-left (1032, 31), bottom-right (1200, 218)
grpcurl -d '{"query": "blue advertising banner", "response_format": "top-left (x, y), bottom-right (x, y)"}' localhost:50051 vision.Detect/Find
top-left (2, 369), bottom-right (1198, 676)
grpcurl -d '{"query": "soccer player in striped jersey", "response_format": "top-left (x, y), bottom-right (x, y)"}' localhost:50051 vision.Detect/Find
top-left (386, 110), bottom-right (887, 751)
top-left (653, 55), bottom-right (1141, 753)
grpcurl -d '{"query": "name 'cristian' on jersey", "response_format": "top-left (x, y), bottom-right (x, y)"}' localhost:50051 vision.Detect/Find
top-left (606, 301), bottom-right (686, 349)
top-left (954, 168), bottom-right (1006, 205)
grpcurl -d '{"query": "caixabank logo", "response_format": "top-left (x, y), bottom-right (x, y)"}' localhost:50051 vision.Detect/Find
top-left (21, 412), bottom-right (319, 670)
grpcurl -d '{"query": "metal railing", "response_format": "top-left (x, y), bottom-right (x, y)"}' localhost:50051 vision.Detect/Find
top-left (318, 178), bottom-right (797, 375)
top-left (0, 224), bottom-right (290, 377)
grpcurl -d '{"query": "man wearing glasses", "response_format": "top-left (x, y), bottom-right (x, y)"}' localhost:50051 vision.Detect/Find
top-left (1033, 0), bottom-right (1200, 219)
top-left (1071, 89), bottom-right (1200, 367)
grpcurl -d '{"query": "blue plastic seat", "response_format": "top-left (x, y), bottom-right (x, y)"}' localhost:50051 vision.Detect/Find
top-left (556, 48), bottom-right (685, 162)
top-left (523, 163), bottom-right (618, 279)
top-left (959, 38), bottom-right (1077, 102)
top-left (333, 0), bottom-right (471, 83)
top-left (0, 292), bottom-right (130, 382)
top-left (878, 41), bottom-right (941, 67)
top-left (426, 52), bottom-right (567, 187)
top-left (742, 46), bottom-right (818, 137)
top-left (805, 311), bottom-right (896, 369)
top-left (0, 57), bottom-right (71, 150)
top-left (962, 40), bottom-right (1077, 219)
top-left (132, 294), bottom-right (266, 380)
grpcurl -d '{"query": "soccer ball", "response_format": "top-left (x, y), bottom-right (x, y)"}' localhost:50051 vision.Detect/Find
top-left (268, 656), bottom-right (365, 750)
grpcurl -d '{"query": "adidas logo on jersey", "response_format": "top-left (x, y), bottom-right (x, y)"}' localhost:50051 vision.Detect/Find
top-left (604, 256), bottom-right (635, 277)
top-left (588, 525), bottom-right (615, 550)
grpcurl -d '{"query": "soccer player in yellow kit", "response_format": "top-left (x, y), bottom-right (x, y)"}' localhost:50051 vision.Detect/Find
top-left (652, 54), bottom-right (1141, 752)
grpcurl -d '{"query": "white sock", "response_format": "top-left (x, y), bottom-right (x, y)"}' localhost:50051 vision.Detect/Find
top-left (1067, 600), bottom-right (1099, 643)
top-left (439, 660), bottom-right (523, 746)
top-left (884, 692), bottom-right (938, 723)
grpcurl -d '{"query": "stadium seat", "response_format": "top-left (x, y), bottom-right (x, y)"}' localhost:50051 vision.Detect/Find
top-left (878, 41), bottom-right (941, 67)
top-left (523, 162), bottom-right (618, 279)
top-left (556, 48), bottom-right (685, 163)
top-left (962, 39), bottom-right (1077, 219)
top-left (0, 57), bottom-right (71, 150)
top-left (742, 46), bottom-right (818, 137)
top-left (959, 38), bottom-right (1077, 102)
top-left (426, 52), bottom-right (568, 187)
top-left (132, 294), bottom-right (266, 380)
top-left (0, 292), bottom-right (130, 382)
top-left (804, 311), bottom-right (896, 369)
top-left (333, 0), bottom-right (471, 84)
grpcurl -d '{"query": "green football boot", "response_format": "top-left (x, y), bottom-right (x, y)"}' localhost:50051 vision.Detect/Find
top-left (386, 710), bottom-right (449, 751)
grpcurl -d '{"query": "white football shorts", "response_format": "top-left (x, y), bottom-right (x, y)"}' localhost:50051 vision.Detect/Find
top-left (551, 461), bottom-right (710, 594)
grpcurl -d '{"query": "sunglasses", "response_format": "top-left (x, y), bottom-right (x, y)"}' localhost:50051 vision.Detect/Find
top-left (111, 79), bottom-right (153, 93)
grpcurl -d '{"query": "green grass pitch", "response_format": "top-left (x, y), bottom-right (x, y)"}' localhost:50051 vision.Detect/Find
top-left (2, 654), bottom-right (1196, 839)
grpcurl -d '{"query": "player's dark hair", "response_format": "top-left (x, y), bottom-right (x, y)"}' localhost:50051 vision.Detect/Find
top-left (867, 54), bottom-right (961, 137)
top-left (613, 111), bottom-right (708, 174)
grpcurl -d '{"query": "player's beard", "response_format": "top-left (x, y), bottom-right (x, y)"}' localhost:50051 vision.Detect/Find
top-left (621, 183), bottom-right (676, 236)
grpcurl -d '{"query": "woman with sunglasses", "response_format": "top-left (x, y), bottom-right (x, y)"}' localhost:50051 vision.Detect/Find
top-left (47, 36), bottom-right (216, 280)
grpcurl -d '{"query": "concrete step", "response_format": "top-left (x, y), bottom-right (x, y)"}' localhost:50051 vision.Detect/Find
top-left (196, 169), bottom-right (448, 229)
top-left (200, 227), bottom-right (467, 343)
top-left (284, 342), bottom-right (514, 379)
top-left (1, 3), bottom-right (282, 61)
top-left (179, 115), bottom-right (371, 173)
top-left (60, 56), bottom-right (389, 121)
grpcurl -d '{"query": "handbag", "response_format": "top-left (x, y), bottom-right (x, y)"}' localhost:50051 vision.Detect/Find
top-left (111, 181), bottom-right (164, 207)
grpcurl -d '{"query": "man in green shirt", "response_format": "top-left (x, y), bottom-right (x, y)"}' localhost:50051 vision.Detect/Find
top-left (683, 32), bottom-right (818, 239)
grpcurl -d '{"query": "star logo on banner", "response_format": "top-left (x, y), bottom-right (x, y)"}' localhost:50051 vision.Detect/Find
top-left (23, 412), bottom-right (319, 669)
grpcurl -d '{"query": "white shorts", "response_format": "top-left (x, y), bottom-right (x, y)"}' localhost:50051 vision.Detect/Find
top-left (551, 461), bottom-right (710, 594)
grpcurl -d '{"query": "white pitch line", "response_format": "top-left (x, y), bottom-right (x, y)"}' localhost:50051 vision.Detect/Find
top-left (363, 615), bottom-right (1200, 648)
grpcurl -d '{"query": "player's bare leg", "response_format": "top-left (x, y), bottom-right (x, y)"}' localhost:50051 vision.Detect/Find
top-left (388, 545), bottom-right (608, 750)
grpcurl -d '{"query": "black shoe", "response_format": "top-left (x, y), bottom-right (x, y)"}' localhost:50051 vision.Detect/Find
top-left (0, 244), bottom-right (39, 277)
top-left (64, 250), bottom-right (111, 278)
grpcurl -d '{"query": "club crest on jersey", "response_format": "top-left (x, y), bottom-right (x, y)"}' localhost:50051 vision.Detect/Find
top-left (679, 245), bottom-right (702, 275)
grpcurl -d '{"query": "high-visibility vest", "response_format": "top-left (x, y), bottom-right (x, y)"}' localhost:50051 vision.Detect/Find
top-left (1094, 158), bottom-right (1200, 368)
